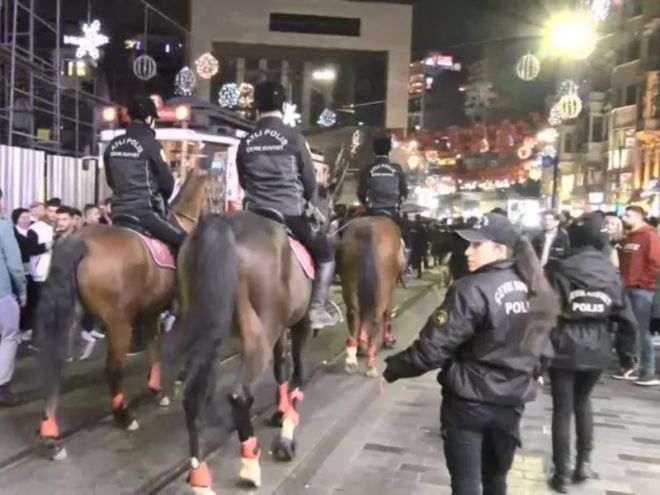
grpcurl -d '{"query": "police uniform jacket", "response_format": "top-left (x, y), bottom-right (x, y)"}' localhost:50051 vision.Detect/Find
top-left (103, 122), bottom-right (174, 217)
top-left (545, 246), bottom-right (638, 371)
top-left (236, 116), bottom-right (316, 217)
top-left (357, 157), bottom-right (408, 211)
top-left (383, 260), bottom-right (542, 408)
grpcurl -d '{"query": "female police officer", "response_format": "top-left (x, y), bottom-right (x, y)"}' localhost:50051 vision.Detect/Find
top-left (544, 213), bottom-right (637, 493)
top-left (382, 212), bottom-right (560, 495)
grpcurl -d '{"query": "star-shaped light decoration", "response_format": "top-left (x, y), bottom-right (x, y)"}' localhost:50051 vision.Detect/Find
top-left (283, 102), bottom-right (301, 127)
top-left (64, 20), bottom-right (109, 60)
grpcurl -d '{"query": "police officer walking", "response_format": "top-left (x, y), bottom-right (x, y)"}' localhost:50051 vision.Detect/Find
top-left (104, 96), bottom-right (186, 249)
top-left (236, 81), bottom-right (337, 330)
top-left (382, 212), bottom-right (560, 495)
top-left (357, 137), bottom-right (410, 254)
top-left (544, 213), bottom-right (637, 493)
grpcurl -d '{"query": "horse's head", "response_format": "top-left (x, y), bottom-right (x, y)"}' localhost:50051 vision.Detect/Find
top-left (171, 167), bottom-right (212, 232)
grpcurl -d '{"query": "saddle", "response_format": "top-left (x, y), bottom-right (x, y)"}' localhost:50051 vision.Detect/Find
top-left (250, 208), bottom-right (315, 279)
top-left (112, 214), bottom-right (176, 270)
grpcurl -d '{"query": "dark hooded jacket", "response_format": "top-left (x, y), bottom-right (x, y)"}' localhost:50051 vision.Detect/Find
top-left (545, 247), bottom-right (638, 371)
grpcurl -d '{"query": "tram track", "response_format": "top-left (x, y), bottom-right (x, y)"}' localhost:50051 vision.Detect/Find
top-left (130, 282), bottom-right (436, 495)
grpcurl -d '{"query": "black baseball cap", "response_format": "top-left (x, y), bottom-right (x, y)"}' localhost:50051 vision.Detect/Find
top-left (568, 213), bottom-right (607, 249)
top-left (456, 212), bottom-right (520, 248)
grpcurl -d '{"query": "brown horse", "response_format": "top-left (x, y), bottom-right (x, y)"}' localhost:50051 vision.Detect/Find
top-left (173, 210), bottom-right (314, 493)
top-left (338, 216), bottom-right (404, 377)
top-left (36, 169), bottom-right (210, 460)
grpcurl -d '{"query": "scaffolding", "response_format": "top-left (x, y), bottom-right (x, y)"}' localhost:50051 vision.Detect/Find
top-left (0, 0), bottom-right (112, 157)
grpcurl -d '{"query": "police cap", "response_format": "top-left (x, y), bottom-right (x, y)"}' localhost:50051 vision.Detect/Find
top-left (254, 81), bottom-right (287, 113)
top-left (456, 212), bottom-right (520, 248)
top-left (374, 137), bottom-right (392, 155)
top-left (128, 95), bottom-right (158, 122)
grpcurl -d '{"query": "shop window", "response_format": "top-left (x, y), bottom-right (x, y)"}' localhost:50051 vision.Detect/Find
top-left (592, 116), bottom-right (604, 142)
top-left (564, 133), bottom-right (574, 153)
top-left (625, 84), bottom-right (637, 106)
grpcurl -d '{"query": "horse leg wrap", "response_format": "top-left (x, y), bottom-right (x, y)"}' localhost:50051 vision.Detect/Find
top-left (282, 389), bottom-right (304, 440)
top-left (148, 362), bottom-right (162, 392)
top-left (346, 336), bottom-right (358, 348)
top-left (383, 321), bottom-right (394, 342)
top-left (359, 327), bottom-right (368, 343)
top-left (366, 345), bottom-right (377, 360)
top-left (188, 458), bottom-right (212, 488)
top-left (239, 436), bottom-right (262, 487)
top-left (111, 393), bottom-right (126, 411)
top-left (276, 382), bottom-right (290, 414)
top-left (40, 415), bottom-right (59, 439)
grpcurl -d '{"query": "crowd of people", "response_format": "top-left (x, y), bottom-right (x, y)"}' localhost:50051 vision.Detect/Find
top-left (0, 189), bottom-right (112, 405)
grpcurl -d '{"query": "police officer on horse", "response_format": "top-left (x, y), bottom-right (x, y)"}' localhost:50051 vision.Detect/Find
top-left (358, 136), bottom-right (411, 263)
top-left (236, 81), bottom-right (337, 330)
top-left (103, 95), bottom-right (186, 250)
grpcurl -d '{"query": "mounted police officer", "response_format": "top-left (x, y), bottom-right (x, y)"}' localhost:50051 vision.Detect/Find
top-left (357, 136), bottom-right (411, 262)
top-left (103, 95), bottom-right (186, 250)
top-left (236, 81), bottom-right (337, 330)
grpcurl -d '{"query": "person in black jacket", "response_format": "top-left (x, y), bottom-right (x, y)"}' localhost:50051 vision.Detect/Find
top-left (532, 210), bottom-right (570, 266)
top-left (103, 96), bottom-right (186, 249)
top-left (236, 81), bottom-right (336, 330)
top-left (357, 137), bottom-right (409, 252)
top-left (544, 213), bottom-right (638, 493)
top-left (382, 212), bottom-right (560, 495)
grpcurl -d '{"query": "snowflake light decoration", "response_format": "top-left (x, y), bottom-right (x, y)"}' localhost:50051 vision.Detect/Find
top-left (283, 102), bottom-right (301, 127)
top-left (218, 83), bottom-right (240, 108)
top-left (194, 53), bottom-right (219, 79)
top-left (64, 20), bottom-right (109, 60)
top-left (237, 83), bottom-right (254, 109)
top-left (317, 108), bottom-right (337, 127)
top-left (175, 67), bottom-right (196, 96)
top-left (558, 79), bottom-right (579, 97)
top-left (548, 105), bottom-right (564, 126)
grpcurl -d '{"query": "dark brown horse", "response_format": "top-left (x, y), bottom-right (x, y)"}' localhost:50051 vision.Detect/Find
top-left (36, 169), bottom-right (210, 460)
top-left (174, 211), bottom-right (313, 492)
top-left (338, 216), bottom-right (404, 377)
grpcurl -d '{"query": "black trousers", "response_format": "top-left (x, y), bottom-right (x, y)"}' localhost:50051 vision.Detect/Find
top-left (134, 211), bottom-right (187, 249)
top-left (284, 215), bottom-right (334, 264)
top-left (441, 395), bottom-right (521, 495)
top-left (549, 368), bottom-right (601, 475)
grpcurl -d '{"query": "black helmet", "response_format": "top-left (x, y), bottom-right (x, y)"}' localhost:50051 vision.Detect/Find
top-left (128, 95), bottom-right (158, 122)
top-left (254, 81), bottom-right (287, 113)
top-left (373, 136), bottom-right (392, 156)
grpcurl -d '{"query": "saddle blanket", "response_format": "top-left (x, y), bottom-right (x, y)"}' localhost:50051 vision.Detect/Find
top-left (131, 231), bottom-right (176, 270)
top-left (288, 237), bottom-right (315, 279)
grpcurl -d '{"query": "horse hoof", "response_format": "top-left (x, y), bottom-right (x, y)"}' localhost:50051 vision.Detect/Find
top-left (381, 339), bottom-right (397, 350)
top-left (191, 487), bottom-right (216, 495)
top-left (273, 436), bottom-right (297, 462)
top-left (159, 396), bottom-right (171, 408)
top-left (345, 361), bottom-right (358, 374)
top-left (356, 346), bottom-right (366, 357)
top-left (52, 446), bottom-right (68, 461)
top-left (270, 411), bottom-right (285, 427)
top-left (365, 367), bottom-right (379, 378)
top-left (238, 458), bottom-right (261, 488)
top-left (127, 420), bottom-right (140, 432)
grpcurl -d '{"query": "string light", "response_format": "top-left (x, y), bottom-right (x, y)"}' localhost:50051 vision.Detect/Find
top-left (283, 102), bottom-right (301, 127)
top-left (195, 53), bottom-right (219, 79)
top-left (133, 54), bottom-right (157, 81)
top-left (548, 105), bottom-right (564, 126)
top-left (516, 53), bottom-right (541, 81)
top-left (175, 67), bottom-right (196, 96)
top-left (558, 79), bottom-right (579, 97)
top-left (64, 20), bottom-right (109, 60)
top-left (218, 83), bottom-right (240, 108)
top-left (317, 109), bottom-right (337, 127)
top-left (557, 94), bottom-right (583, 120)
top-left (237, 83), bottom-right (254, 109)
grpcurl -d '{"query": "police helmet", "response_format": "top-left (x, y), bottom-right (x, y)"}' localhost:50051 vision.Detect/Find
top-left (373, 136), bottom-right (393, 156)
top-left (128, 96), bottom-right (158, 122)
top-left (254, 81), bottom-right (287, 113)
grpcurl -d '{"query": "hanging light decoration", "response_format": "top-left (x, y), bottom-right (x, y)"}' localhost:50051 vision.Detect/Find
top-left (558, 79), bottom-right (579, 97)
top-left (516, 53), bottom-right (541, 81)
top-left (557, 94), bottom-right (583, 120)
top-left (588, 0), bottom-right (611, 23)
top-left (133, 54), bottom-right (157, 81)
top-left (218, 83), bottom-right (240, 108)
top-left (237, 83), bottom-right (254, 109)
top-left (63, 19), bottom-right (109, 60)
top-left (283, 102), bottom-right (301, 127)
top-left (517, 146), bottom-right (533, 160)
top-left (548, 104), bottom-right (564, 126)
top-left (317, 109), bottom-right (337, 127)
top-left (175, 66), bottom-right (196, 96)
top-left (194, 53), bottom-right (219, 79)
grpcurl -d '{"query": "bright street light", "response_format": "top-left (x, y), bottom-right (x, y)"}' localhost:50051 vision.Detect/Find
top-left (543, 12), bottom-right (598, 60)
top-left (537, 127), bottom-right (559, 143)
top-left (312, 67), bottom-right (337, 82)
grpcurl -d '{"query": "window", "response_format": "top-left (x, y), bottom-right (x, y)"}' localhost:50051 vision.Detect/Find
top-left (564, 133), bottom-right (574, 153)
top-left (269, 13), bottom-right (361, 37)
top-left (64, 59), bottom-right (87, 77)
top-left (592, 116), bottom-right (604, 142)
top-left (625, 84), bottom-right (637, 106)
top-left (627, 40), bottom-right (640, 62)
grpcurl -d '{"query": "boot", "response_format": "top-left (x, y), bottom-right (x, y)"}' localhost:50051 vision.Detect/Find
top-left (309, 261), bottom-right (338, 330)
top-left (549, 474), bottom-right (569, 493)
top-left (572, 453), bottom-right (594, 483)
top-left (0, 383), bottom-right (16, 407)
top-left (550, 454), bottom-right (570, 493)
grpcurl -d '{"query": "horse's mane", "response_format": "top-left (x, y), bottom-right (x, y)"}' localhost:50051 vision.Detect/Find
top-left (170, 171), bottom-right (204, 208)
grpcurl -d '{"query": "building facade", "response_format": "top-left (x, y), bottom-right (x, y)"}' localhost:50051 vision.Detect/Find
top-left (189, 0), bottom-right (413, 128)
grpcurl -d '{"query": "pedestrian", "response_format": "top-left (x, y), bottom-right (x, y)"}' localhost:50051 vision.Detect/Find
top-left (0, 188), bottom-right (27, 406)
top-left (614, 205), bottom-right (660, 386)
top-left (545, 213), bottom-right (638, 493)
top-left (381, 212), bottom-right (560, 495)
top-left (532, 210), bottom-right (570, 266)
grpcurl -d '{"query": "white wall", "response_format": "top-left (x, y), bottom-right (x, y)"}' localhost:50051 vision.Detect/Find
top-left (190, 0), bottom-right (412, 128)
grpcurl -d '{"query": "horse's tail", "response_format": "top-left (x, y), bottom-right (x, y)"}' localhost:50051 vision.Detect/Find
top-left (182, 215), bottom-right (238, 388)
top-left (357, 223), bottom-right (379, 323)
top-left (37, 237), bottom-right (86, 413)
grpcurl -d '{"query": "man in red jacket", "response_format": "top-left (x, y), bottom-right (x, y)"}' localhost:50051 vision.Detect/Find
top-left (615, 205), bottom-right (660, 386)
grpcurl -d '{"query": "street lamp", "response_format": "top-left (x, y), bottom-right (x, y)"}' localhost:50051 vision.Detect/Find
top-left (312, 67), bottom-right (337, 82)
top-left (543, 11), bottom-right (598, 60)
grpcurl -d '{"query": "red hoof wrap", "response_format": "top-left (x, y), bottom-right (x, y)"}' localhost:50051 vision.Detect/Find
top-left (366, 345), bottom-right (377, 359)
top-left (276, 382), bottom-right (290, 414)
top-left (111, 393), bottom-right (126, 411)
top-left (40, 416), bottom-right (59, 438)
top-left (240, 436), bottom-right (261, 459)
top-left (148, 361), bottom-right (162, 391)
top-left (189, 461), bottom-right (212, 488)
